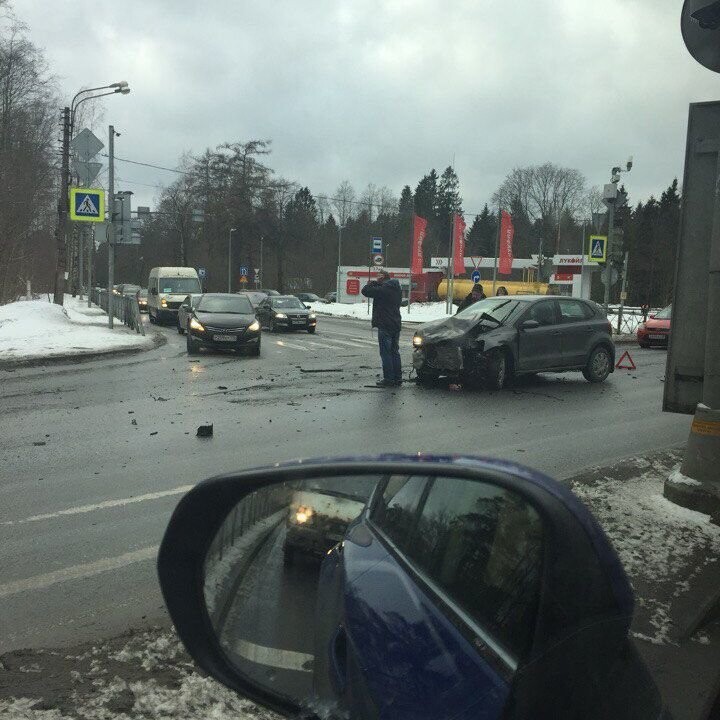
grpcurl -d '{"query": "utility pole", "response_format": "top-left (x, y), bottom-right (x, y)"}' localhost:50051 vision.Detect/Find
top-left (53, 107), bottom-right (71, 305)
top-left (228, 228), bottom-right (236, 292)
top-left (78, 225), bottom-right (84, 300)
top-left (446, 214), bottom-right (455, 314)
top-left (107, 125), bottom-right (115, 328)
top-left (616, 251), bottom-right (630, 334)
top-left (87, 226), bottom-right (93, 308)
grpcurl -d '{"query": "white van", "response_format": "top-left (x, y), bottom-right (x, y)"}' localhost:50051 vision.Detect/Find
top-left (147, 267), bottom-right (202, 324)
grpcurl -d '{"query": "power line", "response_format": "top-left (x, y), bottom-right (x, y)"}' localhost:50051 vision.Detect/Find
top-left (103, 152), bottom-right (489, 219)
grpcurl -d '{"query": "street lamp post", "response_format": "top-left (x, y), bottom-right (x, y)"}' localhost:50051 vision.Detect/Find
top-left (53, 82), bottom-right (130, 306)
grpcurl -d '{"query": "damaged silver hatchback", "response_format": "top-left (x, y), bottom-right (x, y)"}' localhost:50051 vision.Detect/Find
top-left (412, 296), bottom-right (615, 389)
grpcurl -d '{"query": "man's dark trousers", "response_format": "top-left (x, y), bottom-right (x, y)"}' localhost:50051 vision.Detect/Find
top-left (378, 328), bottom-right (402, 384)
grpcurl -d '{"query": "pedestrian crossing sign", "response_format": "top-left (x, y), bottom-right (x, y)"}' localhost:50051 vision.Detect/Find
top-left (588, 235), bottom-right (607, 263)
top-left (69, 187), bottom-right (105, 222)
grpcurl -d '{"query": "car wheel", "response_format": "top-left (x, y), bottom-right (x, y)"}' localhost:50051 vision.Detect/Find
top-left (485, 349), bottom-right (510, 390)
top-left (177, 322), bottom-right (185, 335)
top-left (638, 341), bottom-right (649, 349)
top-left (583, 345), bottom-right (612, 383)
top-left (149, 311), bottom-right (156, 324)
top-left (186, 336), bottom-right (199, 355)
top-left (307, 326), bottom-right (316, 334)
top-left (269, 319), bottom-right (276, 333)
top-left (248, 342), bottom-right (261, 357)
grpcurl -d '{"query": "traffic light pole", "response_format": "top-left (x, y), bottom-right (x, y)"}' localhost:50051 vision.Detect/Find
top-left (603, 198), bottom-right (615, 311)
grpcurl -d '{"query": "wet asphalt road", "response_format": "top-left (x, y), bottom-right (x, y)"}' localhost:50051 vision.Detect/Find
top-left (0, 315), bottom-right (690, 653)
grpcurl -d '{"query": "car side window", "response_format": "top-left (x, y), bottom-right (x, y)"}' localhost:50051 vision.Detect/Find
top-left (526, 300), bottom-right (558, 326)
top-left (405, 477), bottom-right (544, 658)
top-left (370, 475), bottom-right (428, 553)
top-left (558, 300), bottom-right (593, 322)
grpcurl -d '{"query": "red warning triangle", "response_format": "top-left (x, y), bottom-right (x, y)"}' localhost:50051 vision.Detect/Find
top-left (615, 350), bottom-right (636, 370)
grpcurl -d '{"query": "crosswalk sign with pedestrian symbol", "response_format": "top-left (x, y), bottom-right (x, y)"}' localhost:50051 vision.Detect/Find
top-left (588, 235), bottom-right (607, 263)
top-left (69, 187), bottom-right (105, 223)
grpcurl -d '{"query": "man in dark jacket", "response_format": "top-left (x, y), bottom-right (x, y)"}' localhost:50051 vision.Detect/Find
top-left (361, 270), bottom-right (403, 387)
top-left (456, 283), bottom-right (486, 313)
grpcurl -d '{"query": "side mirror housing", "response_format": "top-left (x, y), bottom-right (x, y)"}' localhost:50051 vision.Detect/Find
top-left (649, 314), bottom-right (656, 319)
top-left (158, 455), bottom-right (662, 720)
top-left (305, 304), bottom-right (311, 309)
top-left (520, 319), bottom-right (540, 330)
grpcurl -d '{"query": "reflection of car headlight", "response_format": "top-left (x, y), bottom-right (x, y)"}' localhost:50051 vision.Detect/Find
top-left (275, 313), bottom-right (287, 319)
top-left (161, 298), bottom-right (168, 308)
top-left (295, 506), bottom-right (313, 524)
top-left (413, 335), bottom-right (423, 347)
top-left (247, 320), bottom-right (260, 332)
top-left (308, 313), bottom-right (316, 319)
top-left (189, 317), bottom-right (205, 332)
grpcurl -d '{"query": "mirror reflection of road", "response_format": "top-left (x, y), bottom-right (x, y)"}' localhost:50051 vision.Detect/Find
top-left (216, 521), bottom-right (320, 703)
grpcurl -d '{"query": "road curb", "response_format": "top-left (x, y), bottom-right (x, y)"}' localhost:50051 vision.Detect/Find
top-left (0, 329), bottom-right (167, 370)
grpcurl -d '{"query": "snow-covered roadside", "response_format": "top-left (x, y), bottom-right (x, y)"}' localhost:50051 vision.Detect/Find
top-left (570, 451), bottom-right (720, 645)
top-left (0, 295), bottom-right (154, 363)
top-left (308, 300), bottom-right (451, 324)
top-left (310, 300), bottom-right (646, 336)
top-left (0, 629), bottom-right (280, 720)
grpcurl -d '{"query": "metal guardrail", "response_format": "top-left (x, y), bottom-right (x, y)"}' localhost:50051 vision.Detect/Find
top-left (606, 306), bottom-right (661, 336)
top-left (91, 288), bottom-right (146, 336)
top-left (208, 484), bottom-right (292, 563)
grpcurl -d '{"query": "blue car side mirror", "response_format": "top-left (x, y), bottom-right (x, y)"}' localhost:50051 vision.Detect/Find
top-left (157, 456), bottom-right (665, 720)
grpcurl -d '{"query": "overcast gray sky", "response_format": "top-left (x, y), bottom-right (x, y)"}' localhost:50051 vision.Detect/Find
top-left (14, 0), bottom-right (720, 214)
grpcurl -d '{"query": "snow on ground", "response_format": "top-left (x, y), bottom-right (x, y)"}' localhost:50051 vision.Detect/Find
top-left (308, 300), bottom-right (451, 324)
top-left (310, 300), bottom-right (645, 335)
top-left (0, 628), bottom-right (282, 720)
top-left (571, 454), bottom-right (720, 645)
top-left (0, 296), bottom-right (153, 363)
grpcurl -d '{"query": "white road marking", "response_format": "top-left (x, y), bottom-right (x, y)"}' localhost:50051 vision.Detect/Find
top-left (0, 546), bottom-right (157, 598)
top-left (313, 338), bottom-right (368, 348)
top-left (274, 340), bottom-right (309, 351)
top-left (1, 484), bottom-right (195, 526)
top-left (234, 639), bottom-right (314, 672)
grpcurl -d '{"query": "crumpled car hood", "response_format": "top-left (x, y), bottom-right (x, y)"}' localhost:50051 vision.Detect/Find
top-left (419, 315), bottom-right (482, 342)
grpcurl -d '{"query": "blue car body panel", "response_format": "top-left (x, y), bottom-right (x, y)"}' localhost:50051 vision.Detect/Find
top-left (337, 531), bottom-right (510, 720)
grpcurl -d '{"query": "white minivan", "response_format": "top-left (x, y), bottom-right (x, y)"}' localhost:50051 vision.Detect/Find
top-left (147, 267), bottom-right (202, 324)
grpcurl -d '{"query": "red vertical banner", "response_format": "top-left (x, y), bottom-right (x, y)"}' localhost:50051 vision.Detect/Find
top-left (498, 210), bottom-right (514, 275)
top-left (453, 213), bottom-right (466, 276)
top-left (411, 214), bottom-right (427, 275)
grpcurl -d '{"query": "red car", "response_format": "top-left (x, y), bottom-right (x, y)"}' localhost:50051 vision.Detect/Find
top-left (637, 304), bottom-right (671, 347)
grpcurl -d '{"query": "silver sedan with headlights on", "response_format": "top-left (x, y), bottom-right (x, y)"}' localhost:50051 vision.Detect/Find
top-left (185, 294), bottom-right (261, 357)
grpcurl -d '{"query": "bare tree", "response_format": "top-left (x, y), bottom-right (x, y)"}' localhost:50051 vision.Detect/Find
top-left (493, 162), bottom-right (586, 252)
top-left (332, 180), bottom-right (355, 227)
top-left (0, 14), bottom-right (58, 301)
top-left (360, 183), bottom-right (378, 221)
top-left (376, 186), bottom-right (398, 217)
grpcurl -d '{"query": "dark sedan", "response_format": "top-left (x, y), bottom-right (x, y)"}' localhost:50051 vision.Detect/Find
top-left (412, 296), bottom-right (614, 389)
top-left (295, 292), bottom-right (325, 304)
top-left (186, 294), bottom-right (261, 356)
top-left (255, 295), bottom-right (317, 333)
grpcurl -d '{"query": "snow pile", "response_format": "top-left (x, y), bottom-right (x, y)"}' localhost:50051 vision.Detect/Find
top-left (0, 296), bottom-right (153, 363)
top-left (571, 464), bottom-right (720, 644)
top-left (0, 629), bottom-right (282, 719)
top-left (308, 301), bottom-right (451, 324)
